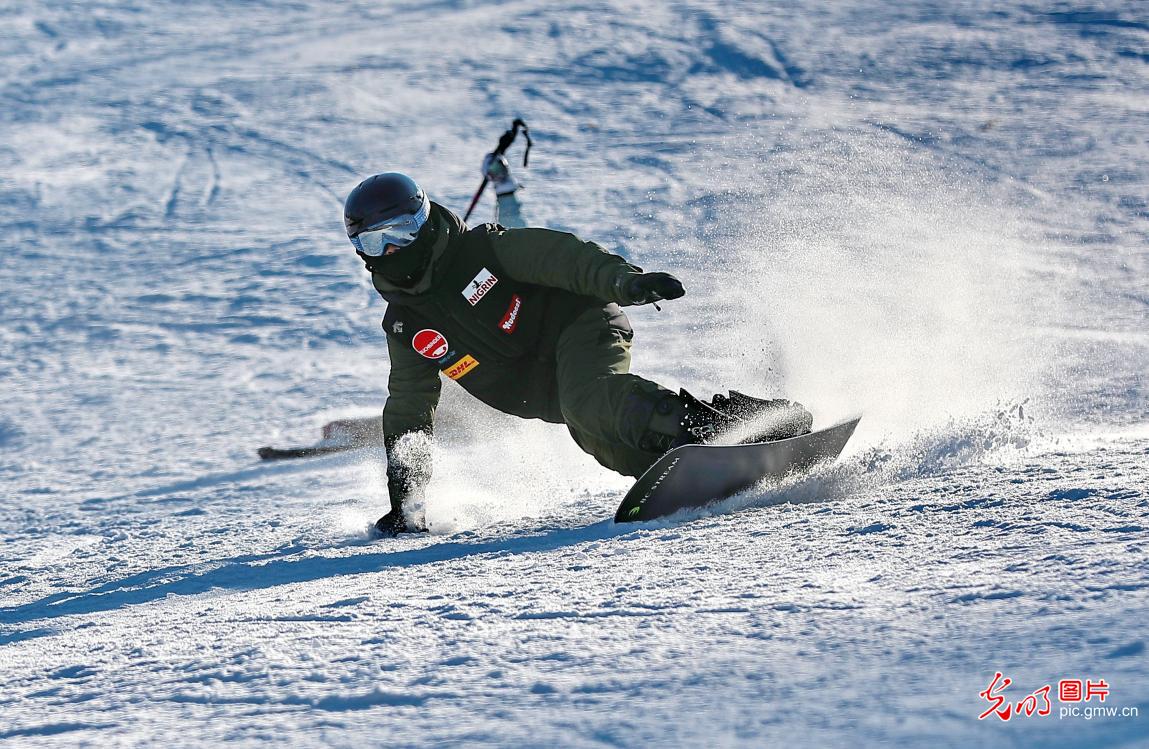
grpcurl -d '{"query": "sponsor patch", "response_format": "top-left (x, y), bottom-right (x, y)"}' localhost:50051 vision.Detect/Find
top-left (444, 354), bottom-right (479, 380)
top-left (391, 321), bottom-right (404, 334)
top-left (499, 294), bottom-right (523, 334)
top-left (412, 329), bottom-right (449, 359)
top-left (463, 268), bottom-right (498, 306)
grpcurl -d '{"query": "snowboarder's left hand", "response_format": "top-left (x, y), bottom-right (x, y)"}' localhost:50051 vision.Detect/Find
top-left (625, 272), bottom-right (685, 305)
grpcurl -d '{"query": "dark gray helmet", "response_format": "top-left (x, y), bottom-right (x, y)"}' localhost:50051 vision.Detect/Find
top-left (344, 172), bottom-right (437, 288)
top-left (343, 172), bottom-right (429, 242)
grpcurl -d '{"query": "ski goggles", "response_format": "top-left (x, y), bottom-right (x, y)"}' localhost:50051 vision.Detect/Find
top-left (349, 196), bottom-right (431, 257)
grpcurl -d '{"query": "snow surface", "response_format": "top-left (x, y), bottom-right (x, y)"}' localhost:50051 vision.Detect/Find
top-left (2, 1), bottom-right (1148, 746)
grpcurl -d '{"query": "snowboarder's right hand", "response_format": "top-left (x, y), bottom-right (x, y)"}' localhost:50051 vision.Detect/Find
top-left (374, 509), bottom-right (427, 537)
top-left (624, 272), bottom-right (686, 305)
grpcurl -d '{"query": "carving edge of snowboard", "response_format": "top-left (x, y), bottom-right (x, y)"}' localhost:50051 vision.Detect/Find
top-left (614, 416), bottom-right (862, 524)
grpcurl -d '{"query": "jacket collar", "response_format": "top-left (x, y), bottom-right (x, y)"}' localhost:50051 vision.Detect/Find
top-left (371, 202), bottom-right (464, 303)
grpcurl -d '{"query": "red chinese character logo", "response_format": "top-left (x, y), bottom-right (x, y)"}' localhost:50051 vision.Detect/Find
top-left (1018, 685), bottom-right (1052, 717)
top-left (979, 674), bottom-right (1055, 720)
top-left (979, 672), bottom-right (1014, 721)
top-left (1085, 679), bottom-right (1109, 703)
top-left (1059, 679), bottom-right (1083, 702)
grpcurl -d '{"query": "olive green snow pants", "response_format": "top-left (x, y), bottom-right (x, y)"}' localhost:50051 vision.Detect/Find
top-left (554, 305), bottom-right (676, 478)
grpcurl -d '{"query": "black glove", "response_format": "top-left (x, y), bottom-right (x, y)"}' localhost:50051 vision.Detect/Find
top-left (624, 272), bottom-right (686, 305)
top-left (387, 471), bottom-right (413, 512)
top-left (378, 431), bottom-right (431, 537)
top-left (374, 508), bottom-right (427, 537)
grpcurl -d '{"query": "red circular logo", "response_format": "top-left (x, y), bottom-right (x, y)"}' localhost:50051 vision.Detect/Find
top-left (412, 329), bottom-right (449, 359)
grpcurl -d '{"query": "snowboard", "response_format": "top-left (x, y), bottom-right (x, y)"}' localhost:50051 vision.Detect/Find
top-left (614, 416), bottom-right (861, 523)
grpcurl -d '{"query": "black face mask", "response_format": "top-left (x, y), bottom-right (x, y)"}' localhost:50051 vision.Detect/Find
top-left (359, 220), bottom-right (438, 288)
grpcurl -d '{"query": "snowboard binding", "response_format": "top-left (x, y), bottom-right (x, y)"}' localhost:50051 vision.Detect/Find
top-left (638, 388), bottom-right (813, 454)
top-left (708, 391), bottom-right (813, 443)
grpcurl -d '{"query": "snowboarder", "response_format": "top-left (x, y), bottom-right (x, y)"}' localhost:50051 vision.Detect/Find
top-left (348, 159), bottom-right (812, 535)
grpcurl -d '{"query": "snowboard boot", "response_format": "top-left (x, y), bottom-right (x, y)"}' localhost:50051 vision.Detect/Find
top-left (637, 388), bottom-right (742, 453)
top-left (708, 390), bottom-right (813, 442)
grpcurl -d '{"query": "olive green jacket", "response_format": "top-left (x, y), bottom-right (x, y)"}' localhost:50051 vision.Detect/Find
top-left (377, 206), bottom-right (643, 441)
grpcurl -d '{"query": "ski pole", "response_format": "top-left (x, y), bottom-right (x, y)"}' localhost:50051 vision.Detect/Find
top-left (463, 118), bottom-right (531, 223)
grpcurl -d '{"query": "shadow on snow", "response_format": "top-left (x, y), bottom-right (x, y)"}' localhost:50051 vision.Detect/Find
top-left (0, 520), bottom-right (629, 630)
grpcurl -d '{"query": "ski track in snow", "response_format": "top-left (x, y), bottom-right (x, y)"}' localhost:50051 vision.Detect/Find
top-left (2, 1), bottom-right (1147, 746)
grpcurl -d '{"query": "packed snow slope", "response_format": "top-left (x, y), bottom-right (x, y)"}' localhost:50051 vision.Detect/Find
top-left (2, 1), bottom-right (1147, 746)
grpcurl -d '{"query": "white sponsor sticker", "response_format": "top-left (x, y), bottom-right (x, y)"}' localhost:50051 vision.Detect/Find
top-left (463, 268), bottom-right (498, 306)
